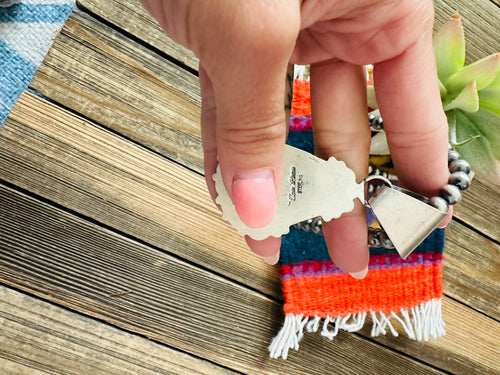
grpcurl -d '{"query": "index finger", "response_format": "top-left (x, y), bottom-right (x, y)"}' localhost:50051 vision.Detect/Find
top-left (373, 33), bottom-right (449, 197)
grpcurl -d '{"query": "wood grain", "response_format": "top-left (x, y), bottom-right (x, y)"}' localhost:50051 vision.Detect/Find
top-left (76, 0), bottom-right (500, 68)
top-left (2, 91), bottom-right (498, 320)
top-left (0, 286), bottom-right (235, 375)
top-left (30, 9), bottom-right (499, 242)
top-left (443, 221), bottom-right (500, 320)
top-left (0, 184), bottom-right (448, 375)
top-left (453, 178), bottom-right (500, 243)
top-left (364, 296), bottom-right (500, 375)
top-left (77, 0), bottom-right (198, 71)
top-left (0, 92), bottom-right (281, 298)
top-left (30, 10), bottom-right (204, 174)
top-left (1, 92), bottom-right (499, 373)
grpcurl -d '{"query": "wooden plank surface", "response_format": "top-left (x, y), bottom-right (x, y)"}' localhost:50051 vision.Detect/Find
top-left (30, 9), bottom-right (499, 243)
top-left (443, 221), bottom-right (500, 319)
top-left (31, 11), bottom-right (204, 174)
top-left (1, 92), bottom-right (499, 374)
top-left (77, 0), bottom-right (198, 71)
top-left (0, 92), bottom-right (281, 298)
top-left (365, 296), bottom-right (500, 374)
top-left (0, 286), bottom-right (235, 375)
top-left (2, 92), bottom-right (499, 321)
top-left (3, 0), bottom-right (499, 373)
top-left (0, 183), bottom-right (451, 375)
top-left (453, 177), bottom-right (500, 243)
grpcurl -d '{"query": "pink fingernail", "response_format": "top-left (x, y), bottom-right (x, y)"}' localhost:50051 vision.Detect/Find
top-left (232, 169), bottom-right (276, 228)
top-left (349, 266), bottom-right (368, 280)
top-left (262, 252), bottom-right (280, 265)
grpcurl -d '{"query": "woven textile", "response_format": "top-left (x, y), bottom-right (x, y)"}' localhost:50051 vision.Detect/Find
top-left (270, 74), bottom-right (446, 359)
top-left (0, 0), bottom-right (75, 125)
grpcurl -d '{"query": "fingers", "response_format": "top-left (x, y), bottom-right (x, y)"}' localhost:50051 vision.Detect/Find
top-left (205, 7), bottom-right (299, 230)
top-left (199, 64), bottom-right (218, 202)
top-left (245, 236), bottom-right (282, 265)
top-left (374, 33), bottom-right (449, 198)
top-left (201, 63), bottom-right (283, 264)
top-left (198, 4), bottom-right (300, 263)
top-left (310, 60), bottom-right (371, 277)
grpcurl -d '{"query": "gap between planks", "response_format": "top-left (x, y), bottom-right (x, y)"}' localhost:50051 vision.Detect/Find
top-left (1, 93), bottom-right (499, 373)
top-left (1, 91), bottom-right (499, 320)
top-left (0, 286), bottom-right (236, 375)
top-left (0, 184), bottom-right (453, 375)
top-left (29, 9), bottom-right (500, 243)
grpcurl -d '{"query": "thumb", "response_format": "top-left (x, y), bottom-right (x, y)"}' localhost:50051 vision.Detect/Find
top-left (206, 5), bottom-right (300, 228)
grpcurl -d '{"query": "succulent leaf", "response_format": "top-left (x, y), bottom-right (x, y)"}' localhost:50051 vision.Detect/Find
top-left (445, 53), bottom-right (500, 94)
top-left (433, 13), bottom-right (465, 83)
top-left (446, 109), bottom-right (457, 146)
top-left (479, 87), bottom-right (500, 116)
top-left (453, 108), bottom-right (500, 182)
top-left (443, 81), bottom-right (479, 112)
top-left (438, 80), bottom-right (447, 97)
top-left (487, 66), bottom-right (500, 88)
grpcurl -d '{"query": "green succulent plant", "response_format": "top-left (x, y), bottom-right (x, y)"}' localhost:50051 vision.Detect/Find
top-left (368, 14), bottom-right (500, 183)
top-left (434, 13), bottom-right (500, 183)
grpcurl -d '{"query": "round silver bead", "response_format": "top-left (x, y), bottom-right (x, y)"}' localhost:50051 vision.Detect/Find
top-left (448, 171), bottom-right (471, 191)
top-left (447, 150), bottom-right (461, 165)
top-left (369, 112), bottom-right (384, 130)
top-left (449, 159), bottom-right (471, 174)
top-left (373, 117), bottom-right (384, 130)
top-left (311, 217), bottom-right (323, 234)
top-left (303, 218), bottom-right (313, 231)
top-left (368, 229), bottom-right (381, 247)
top-left (430, 196), bottom-right (449, 213)
top-left (439, 184), bottom-right (462, 205)
top-left (379, 231), bottom-right (394, 249)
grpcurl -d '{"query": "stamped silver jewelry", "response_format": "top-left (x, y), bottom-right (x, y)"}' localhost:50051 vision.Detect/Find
top-left (213, 111), bottom-right (471, 258)
top-left (213, 146), bottom-right (364, 241)
top-left (213, 141), bottom-right (471, 259)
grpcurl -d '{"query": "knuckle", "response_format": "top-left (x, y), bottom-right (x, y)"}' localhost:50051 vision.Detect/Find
top-left (219, 118), bottom-right (285, 155)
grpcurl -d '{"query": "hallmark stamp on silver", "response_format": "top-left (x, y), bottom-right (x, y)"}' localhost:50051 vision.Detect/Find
top-left (288, 166), bottom-right (304, 205)
top-left (213, 145), bottom-right (364, 240)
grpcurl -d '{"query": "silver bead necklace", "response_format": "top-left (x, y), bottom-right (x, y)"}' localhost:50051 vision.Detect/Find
top-left (294, 111), bottom-right (472, 249)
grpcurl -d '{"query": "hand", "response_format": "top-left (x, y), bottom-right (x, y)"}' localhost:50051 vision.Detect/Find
top-left (141, 0), bottom-right (450, 278)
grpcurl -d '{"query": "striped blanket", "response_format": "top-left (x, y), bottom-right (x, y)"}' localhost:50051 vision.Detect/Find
top-left (270, 73), bottom-right (446, 359)
top-left (0, 0), bottom-right (75, 125)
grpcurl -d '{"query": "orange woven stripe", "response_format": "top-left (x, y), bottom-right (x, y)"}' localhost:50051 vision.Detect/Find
top-left (291, 79), bottom-right (311, 117)
top-left (282, 264), bottom-right (443, 317)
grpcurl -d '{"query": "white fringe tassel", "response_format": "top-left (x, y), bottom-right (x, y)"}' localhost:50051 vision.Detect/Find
top-left (269, 299), bottom-right (445, 359)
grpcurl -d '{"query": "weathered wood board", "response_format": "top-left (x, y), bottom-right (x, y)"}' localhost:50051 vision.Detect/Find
top-left (0, 286), bottom-right (235, 375)
top-left (1, 0), bottom-right (499, 373)
top-left (31, 11), bottom-right (204, 174)
top-left (1, 92), bottom-right (499, 374)
top-left (1, 183), bottom-right (454, 375)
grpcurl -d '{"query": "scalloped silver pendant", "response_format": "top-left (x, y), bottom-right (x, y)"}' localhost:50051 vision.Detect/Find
top-left (213, 145), bottom-right (364, 240)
